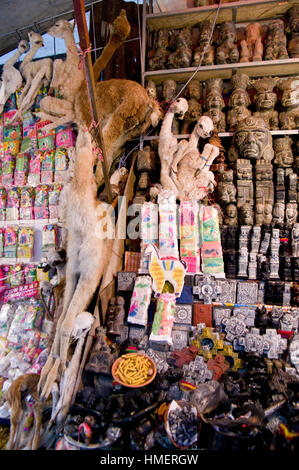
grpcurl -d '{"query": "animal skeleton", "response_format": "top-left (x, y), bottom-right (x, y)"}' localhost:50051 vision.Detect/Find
top-left (0, 39), bottom-right (29, 114)
top-left (14, 31), bottom-right (53, 118)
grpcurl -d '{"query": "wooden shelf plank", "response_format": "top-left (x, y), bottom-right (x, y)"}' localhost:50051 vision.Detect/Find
top-left (146, 0), bottom-right (299, 31)
top-left (142, 129), bottom-right (298, 140)
top-left (144, 58), bottom-right (299, 84)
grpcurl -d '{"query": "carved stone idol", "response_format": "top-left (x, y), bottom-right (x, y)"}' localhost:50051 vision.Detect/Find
top-left (255, 160), bottom-right (274, 225)
top-left (148, 29), bottom-right (170, 71)
top-left (167, 28), bottom-right (192, 69)
top-left (216, 169), bottom-right (236, 205)
top-left (227, 74), bottom-right (252, 131)
top-left (272, 202), bottom-right (285, 225)
top-left (228, 116), bottom-right (274, 164)
top-left (216, 22), bottom-right (239, 64)
top-left (181, 79), bottom-right (202, 134)
top-left (85, 327), bottom-right (116, 375)
top-left (238, 247), bottom-right (249, 278)
top-left (146, 79), bottom-right (157, 100)
top-left (264, 19), bottom-right (288, 61)
top-left (274, 136), bottom-right (294, 167)
top-left (192, 20), bottom-right (215, 66)
top-left (285, 202), bottom-right (298, 227)
top-left (287, 6), bottom-right (299, 58)
top-left (292, 223), bottom-right (299, 257)
top-left (236, 159), bottom-right (254, 209)
top-left (204, 78), bottom-right (226, 132)
top-left (136, 146), bottom-right (157, 191)
top-left (106, 296), bottom-right (126, 336)
top-left (239, 203), bottom-right (254, 226)
top-left (252, 77), bottom-right (279, 130)
top-left (239, 22), bottom-right (263, 63)
top-left (278, 78), bottom-right (299, 130)
top-left (223, 204), bottom-right (238, 226)
top-left (161, 79), bottom-right (179, 133)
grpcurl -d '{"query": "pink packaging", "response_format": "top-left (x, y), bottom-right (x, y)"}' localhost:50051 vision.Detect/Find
top-left (28, 151), bottom-right (41, 186)
top-left (6, 187), bottom-right (20, 221)
top-left (55, 126), bottom-right (76, 148)
top-left (34, 185), bottom-right (49, 219)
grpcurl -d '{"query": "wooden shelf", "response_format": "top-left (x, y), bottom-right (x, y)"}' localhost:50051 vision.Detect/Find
top-left (144, 58), bottom-right (299, 85)
top-left (146, 0), bottom-right (299, 31)
top-left (142, 129), bottom-right (298, 141)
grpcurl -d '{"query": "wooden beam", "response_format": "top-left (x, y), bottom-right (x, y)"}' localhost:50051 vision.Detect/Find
top-left (73, 0), bottom-right (113, 204)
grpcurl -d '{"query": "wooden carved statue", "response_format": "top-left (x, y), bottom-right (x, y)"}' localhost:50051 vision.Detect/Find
top-left (278, 78), bottom-right (299, 130)
top-left (252, 77), bottom-right (279, 130)
top-left (148, 29), bottom-right (170, 70)
top-left (239, 22), bottom-right (263, 63)
top-left (223, 204), bottom-right (238, 226)
top-left (255, 160), bottom-right (274, 226)
top-left (227, 74), bottom-right (252, 131)
top-left (287, 6), bottom-right (299, 58)
top-left (192, 20), bottom-right (215, 66)
top-left (216, 22), bottom-right (239, 64)
top-left (167, 28), bottom-right (192, 69)
top-left (181, 79), bottom-right (202, 134)
top-left (264, 19), bottom-right (288, 60)
top-left (274, 136), bottom-right (294, 167)
top-left (106, 296), bottom-right (125, 337)
top-left (216, 169), bottom-right (237, 206)
top-left (204, 78), bottom-right (226, 132)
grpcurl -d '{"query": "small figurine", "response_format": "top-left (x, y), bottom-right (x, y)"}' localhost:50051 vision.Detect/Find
top-left (167, 28), bottom-right (192, 69)
top-left (216, 22), bottom-right (239, 64)
top-left (181, 80), bottom-right (202, 134)
top-left (161, 79), bottom-right (180, 134)
top-left (192, 20), bottom-right (215, 66)
top-left (136, 146), bottom-right (157, 191)
top-left (287, 6), bottom-right (299, 58)
top-left (223, 204), bottom-right (238, 226)
top-left (264, 19), bottom-right (288, 61)
top-left (148, 29), bottom-right (170, 70)
top-left (239, 203), bottom-right (254, 226)
top-left (239, 22), bottom-right (263, 62)
top-left (106, 296), bottom-right (125, 337)
top-left (227, 74), bottom-right (252, 131)
top-left (278, 78), bottom-right (299, 130)
top-left (146, 80), bottom-right (157, 100)
top-left (292, 223), bottom-right (299, 257)
top-left (272, 202), bottom-right (285, 225)
top-left (255, 160), bottom-right (274, 226)
top-left (204, 78), bottom-right (226, 132)
top-left (252, 77), bottom-right (279, 130)
top-left (85, 327), bottom-right (116, 375)
top-left (285, 202), bottom-right (298, 226)
top-left (273, 136), bottom-right (294, 167)
top-left (216, 169), bottom-right (237, 206)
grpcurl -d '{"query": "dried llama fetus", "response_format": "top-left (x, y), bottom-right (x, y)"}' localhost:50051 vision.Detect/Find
top-left (204, 78), bottom-right (226, 132)
top-left (227, 74), bottom-right (251, 131)
top-left (264, 19), bottom-right (288, 60)
top-left (252, 77), bottom-right (280, 130)
top-left (278, 77), bottom-right (299, 130)
top-left (216, 22), bottom-right (239, 64)
top-left (239, 22), bottom-right (263, 63)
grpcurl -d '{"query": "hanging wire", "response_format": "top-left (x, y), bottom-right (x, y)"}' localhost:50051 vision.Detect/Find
top-left (118, 0), bottom-right (222, 169)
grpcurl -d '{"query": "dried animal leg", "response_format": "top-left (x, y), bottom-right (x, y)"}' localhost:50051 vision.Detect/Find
top-left (35, 96), bottom-right (75, 131)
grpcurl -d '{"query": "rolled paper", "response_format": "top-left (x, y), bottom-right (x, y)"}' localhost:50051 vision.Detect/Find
top-left (127, 275), bottom-right (152, 327)
top-left (179, 200), bottom-right (200, 273)
top-left (158, 190), bottom-right (179, 259)
top-left (199, 205), bottom-right (225, 278)
top-left (149, 292), bottom-right (176, 347)
top-left (140, 202), bottom-right (159, 271)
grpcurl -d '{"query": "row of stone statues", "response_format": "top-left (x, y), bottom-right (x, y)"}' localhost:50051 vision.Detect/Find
top-left (148, 7), bottom-right (299, 71)
top-left (146, 74), bottom-right (299, 133)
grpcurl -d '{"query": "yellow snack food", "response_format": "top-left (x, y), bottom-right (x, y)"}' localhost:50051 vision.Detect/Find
top-left (114, 354), bottom-right (155, 386)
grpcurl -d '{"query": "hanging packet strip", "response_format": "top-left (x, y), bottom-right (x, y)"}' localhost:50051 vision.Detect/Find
top-left (41, 150), bottom-right (55, 183)
top-left (179, 200), bottom-right (200, 273)
top-left (149, 292), bottom-right (176, 347)
top-left (140, 201), bottom-right (159, 271)
top-left (28, 151), bottom-right (41, 186)
top-left (20, 187), bottom-right (35, 221)
top-left (1, 154), bottom-right (15, 187)
top-left (54, 148), bottom-right (68, 183)
top-left (4, 226), bottom-right (18, 258)
top-left (199, 204), bottom-right (225, 277)
top-left (34, 185), bottom-right (49, 219)
top-left (48, 184), bottom-right (62, 219)
top-left (14, 152), bottom-right (29, 186)
top-left (17, 227), bottom-right (34, 259)
top-left (158, 190), bottom-right (179, 259)
top-left (127, 275), bottom-right (152, 327)
top-left (55, 125), bottom-right (76, 148)
top-left (6, 187), bottom-right (20, 221)
top-left (0, 188), bottom-right (6, 222)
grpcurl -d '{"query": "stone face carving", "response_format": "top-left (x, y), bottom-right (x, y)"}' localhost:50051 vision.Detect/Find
top-left (292, 223), bottom-right (299, 257)
top-left (146, 79), bottom-right (157, 100)
top-left (278, 78), bottom-right (299, 130)
top-left (274, 136), bottom-right (294, 167)
top-left (228, 116), bottom-right (274, 164)
top-left (216, 169), bottom-right (236, 205)
top-left (192, 20), bottom-right (215, 66)
top-left (252, 77), bottom-right (279, 130)
top-left (227, 74), bottom-right (251, 131)
top-left (272, 202), bottom-right (285, 225)
top-left (264, 19), bottom-right (288, 61)
top-left (254, 160), bottom-right (274, 225)
top-left (136, 146), bottom-right (157, 191)
top-left (239, 22), bottom-right (263, 63)
top-left (204, 78), bottom-right (226, 132)
top-left (106, 297), bottom-right (126, 336)
top-left (167, 28), bottom-right (192, 69)
top-left (181, 79), bottom-right (202, 134)
top-left (223, 204), bottom-right (238, 226)
top-left (148, 29), bottom-right (170, 70)
top-left (285, 202), bottom-right (298, 227)
top-left (287, 6), bottom-right (299, 59)
top-left (236, 280), bottom-right (258, 304)
top-left (239, 203), bottom-right (254, 226)
top-left (216, 22), bottom-right (239, 64)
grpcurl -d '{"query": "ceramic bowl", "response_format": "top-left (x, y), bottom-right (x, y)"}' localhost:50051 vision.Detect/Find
top-left (111, 353), bottom-right (157, 388)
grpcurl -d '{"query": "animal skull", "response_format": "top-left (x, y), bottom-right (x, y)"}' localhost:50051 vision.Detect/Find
top-left (194, 115), bottom-right (214, 139)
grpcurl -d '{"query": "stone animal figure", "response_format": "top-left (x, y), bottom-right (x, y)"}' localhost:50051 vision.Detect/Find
top-left (38, 128), bottom-right (111, 398)
top-left (15, 31), bottom-right (53, 118)
top-left (6, 373), bottom-right (58, 450)
top-left (0, 39), bottom-right (29, 114)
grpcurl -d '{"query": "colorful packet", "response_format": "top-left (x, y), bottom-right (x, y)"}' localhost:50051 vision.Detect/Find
top-left (48, 184), bottom-right (62, 219)
top-left (54, 148), bottom-right (68, 183)
top-left (4, 226), bottom-right (18, 258)
top-left (149, 293), bottom-right (176, 347)
top-left (23, 265), bottom-right (37, 284)
top-left (6, 187), bottom-right (20, 221)
top-left (10, 264), bottom-right (24, 287)
top-left (3, 125), bottom-right (21, 141)
top-left (1, 154), bottom-right (15, 187)
top-left (34, 184), bottom-right (49, 219)
top-left (20, 187), bottom-right (35, 220)
top-left (17, 227), bottom-right (34, 259)
top-left (3, 140), bottom-right (19, 156)
top-left (41, 224), bottom-right (57, 257)
top-left (179, 201), bottom-right (200, 273)
top-left (158, 191), bottom-right (179, 259)
top-left (14, 152), bottom-right (29, 186)
top-left (28, 151), bottom-right (42, 186)
top-left (41, 150), bottom-right (54, 183)
top-left (0, 188), bottom-right (7, 222)
top-left (127, 275), bottom-right (152, 327)
top-left (199, 205), bottom-right (225, 277)
top-left (55, 126), bottom-right (76, 148)
top-left (20, 137), bottom-right (37, 153)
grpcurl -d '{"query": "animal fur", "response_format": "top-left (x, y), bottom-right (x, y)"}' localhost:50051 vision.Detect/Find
top-left (6, 373), bottom-right (58, 450)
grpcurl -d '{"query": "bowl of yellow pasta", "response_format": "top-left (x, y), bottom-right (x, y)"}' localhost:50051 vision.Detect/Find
top-left (112, 353), bottom-right (157, 388)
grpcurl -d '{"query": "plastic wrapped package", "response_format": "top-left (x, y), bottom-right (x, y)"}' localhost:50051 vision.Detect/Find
top-left (127, 275), bottom-right (152, 327)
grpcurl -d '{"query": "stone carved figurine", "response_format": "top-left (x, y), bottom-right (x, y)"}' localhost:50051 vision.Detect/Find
top-left (278, 78), bottom-right (299, 130)
top-left (216, 169), bottom-right (237, 206)
top-left (216, 22), bottom-right (239, 64)
top-left (146, 80), bottom-right (157, 100)
top-left (287, 6), bottom-right (299, 59)
top-left (264, 19), bottom-right (288, 61)
top-left (255, 160), bottom-right (274, 226)
top-left (227, 74), bottom-right (252, 131)
top-left (136, 145), bottom-right (158, 191)
top-left (292, 223), bottom-right (299, 257)
top-left (252, 77), bottom-right (280, 130)
top-left (223, 204), bottom-right (238, 226)
top-left (161, 79), bottom-right (180, 134)
top-left (239, 22), bottom-right (263, 63)
top-left (167, 28), bottom-right (193, 69)
top-left (273, 136), bottom-right (294, 167)
top-left (85, 327), bottom-right (116, 375)
top-left (228, 116), bottom-right (274, 165)
top-left (272, 202), bottom-right (285, 225)
top-left (148, 29), bottom-right (170, 71)
top-left (239, 203), bottom-right (254, 226)
top-left (285, 202), bottom-right (298, 227)
top-left (204, 78), bottom-right (226, 132)
top-left (192, 20), bottom-right (215, 66)
top-left (106, 296), bottom-right (125, 337)
top-left (181, 80), bottom-right (202, 134)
